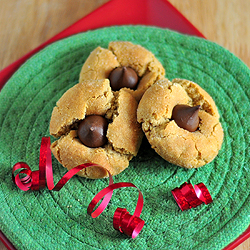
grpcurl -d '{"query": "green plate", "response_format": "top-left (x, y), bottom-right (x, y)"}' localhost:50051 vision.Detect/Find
top-left (0, 25), bottom-right (249, 250)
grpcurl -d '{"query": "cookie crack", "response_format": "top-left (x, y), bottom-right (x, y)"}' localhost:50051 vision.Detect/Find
top-left (80, 68), bottom-right (97, 79)
top-left (211, 122), bottom-right (223, 150)
top-left (194, 143), bottom-right (202, 161)
top-left (105, 92), bottom-right (119, 120)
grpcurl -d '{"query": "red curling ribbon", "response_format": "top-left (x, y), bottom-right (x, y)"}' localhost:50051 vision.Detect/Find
top-left (194, 183), bottom-right (213, 204)
top-left (12, 137), bottom-right (144, 238)
top-left (113, 208), bottom-right (145, 238)
top-left (87, 182), bottom-right (144, 238)
top-left (171, 182), bottom-right (213, 211)
top-left (12, 137), bottom-right (111, 191)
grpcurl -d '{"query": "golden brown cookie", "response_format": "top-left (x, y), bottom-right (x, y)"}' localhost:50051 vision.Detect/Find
top-left (50, 79), bottom-right (143, 179)
top-left (79, 41), bottom-right (165, 102)
top-left (137, 78), bottom-right (224, 168)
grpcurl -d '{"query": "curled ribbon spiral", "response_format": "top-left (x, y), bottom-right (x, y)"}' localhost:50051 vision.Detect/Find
top-left (171, 182), bottom-right (213, 211)
top-left (12, 137), bottom-right (145, 238)
top-left (87, 182), bottom-right (144, 238)
top-left (12, 137), bottom-right (102, 191)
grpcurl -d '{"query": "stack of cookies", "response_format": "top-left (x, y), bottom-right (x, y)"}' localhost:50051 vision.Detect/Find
top-left (49, 41), bottom-right (223, 179)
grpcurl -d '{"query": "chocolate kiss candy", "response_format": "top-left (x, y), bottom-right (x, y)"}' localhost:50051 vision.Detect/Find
top-left (109, 66), bottom-right (138, 91)
top-left (171, 104), bottom-right (201, 132)
top-left (78, 115), bottom-right (108, 148)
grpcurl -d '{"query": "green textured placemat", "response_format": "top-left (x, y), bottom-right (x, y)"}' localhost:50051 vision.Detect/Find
top-left (0, 25), bottom-right (249, 250)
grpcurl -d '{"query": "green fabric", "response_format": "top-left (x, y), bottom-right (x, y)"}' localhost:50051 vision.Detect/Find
top-left (0, 25), bottom-right (249, 250)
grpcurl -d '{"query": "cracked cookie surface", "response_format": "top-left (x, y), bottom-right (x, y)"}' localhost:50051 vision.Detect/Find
top-left (50, 79), bottom-right (143, 178)
top-left (79, 41), bottom-right (165, 102)
top-left (137, 78), bottom-right (224, 168)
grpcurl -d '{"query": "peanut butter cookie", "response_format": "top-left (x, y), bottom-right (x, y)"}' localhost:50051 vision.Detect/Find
top-left (79, 41), bottom-right (165, 102)
top-left (50, 79), bottom-right (143, 179)
top-left (137, 78), bottom-right (224, 168)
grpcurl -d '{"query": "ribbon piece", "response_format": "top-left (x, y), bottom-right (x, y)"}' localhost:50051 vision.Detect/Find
top-left (12, 137), bottom-right (144, 238)
top-left (87, 182), bottom-right (144, 238)
top-left (171, 182), bottom-right (213, 211)
top-left (12, 137), bottom-right (104, 191)
top-left (113, 208), bottom-right (145, 239)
